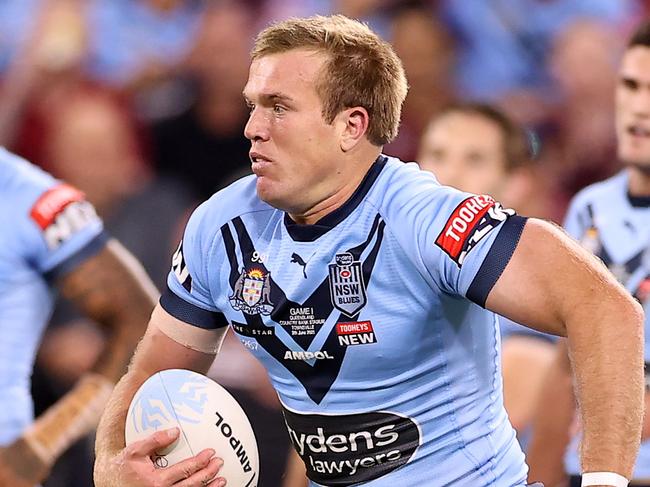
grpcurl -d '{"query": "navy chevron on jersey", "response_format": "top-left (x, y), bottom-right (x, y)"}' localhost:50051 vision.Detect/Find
top-left (0, 148), bottom-right (107, 446)
top-left (162, 155), bottom-right (529, 486)
top-left (563, 171), bottom-right (650, 479)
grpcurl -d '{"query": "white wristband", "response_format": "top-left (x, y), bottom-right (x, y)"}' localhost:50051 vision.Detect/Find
top-left (582, 472), bottom-right (629, 487)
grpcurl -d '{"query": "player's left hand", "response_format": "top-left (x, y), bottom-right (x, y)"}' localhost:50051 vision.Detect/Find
top-left (0, 437), bottom-right (51, 485)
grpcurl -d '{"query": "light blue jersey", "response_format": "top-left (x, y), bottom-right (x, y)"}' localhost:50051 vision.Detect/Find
top-left (163, 156), bottom-right (530, 486)
top-left (0, 148), bottom-right (106, 445)
top-left (563, 171), bottom-right (650, 479)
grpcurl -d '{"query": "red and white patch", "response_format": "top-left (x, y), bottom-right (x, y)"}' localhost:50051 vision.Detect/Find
top-left (30, 184), bottom-right (99, 249)
top-left (336, 321), bottom-right (376, 346)
top-left (435, 195), bottom-right (514, 266)
top-left (30, 184), bottom-right (85, 229)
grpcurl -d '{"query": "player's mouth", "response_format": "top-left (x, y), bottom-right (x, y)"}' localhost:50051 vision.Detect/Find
top-left (250, 152), bottom-right (272, 175)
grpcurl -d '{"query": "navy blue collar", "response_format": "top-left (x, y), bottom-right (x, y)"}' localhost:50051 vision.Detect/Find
top-left (627, 192), bottom-right (650, 208)
top-left (284, 155), bottom-right (387, 242)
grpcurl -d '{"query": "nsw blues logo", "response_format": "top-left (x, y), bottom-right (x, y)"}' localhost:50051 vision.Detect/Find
top-left (229, 267), bottom-right (274, 315)
top-left (328, 252), bottom-right (367, 317)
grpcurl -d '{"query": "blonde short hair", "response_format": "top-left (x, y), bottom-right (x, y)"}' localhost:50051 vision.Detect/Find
top-left (252, 15), bottom-right (408, 146)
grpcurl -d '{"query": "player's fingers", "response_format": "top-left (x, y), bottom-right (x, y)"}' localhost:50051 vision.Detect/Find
top-left (127, 428), bottom-right (180, 457)
top-left (161, 448), bottom-right (221, 485)
top-left (173, 458), bottom-right (226, 487)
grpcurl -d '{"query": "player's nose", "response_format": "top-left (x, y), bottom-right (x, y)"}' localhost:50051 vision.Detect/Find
top-left (244, 107), bottom-right (271, 142)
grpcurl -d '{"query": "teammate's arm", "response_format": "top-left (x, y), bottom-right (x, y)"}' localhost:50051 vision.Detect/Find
top-left (94, 304), bottom-right (227, 487)
top-left (0, 239), bottom-right (158, 484)
top-left (486, 218), bottom-right (644, 481)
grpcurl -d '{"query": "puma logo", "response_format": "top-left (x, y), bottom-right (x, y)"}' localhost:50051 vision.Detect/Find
top-left (291, 252), bottom-right (307, 279)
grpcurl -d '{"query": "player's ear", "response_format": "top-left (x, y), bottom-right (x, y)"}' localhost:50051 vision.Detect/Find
top-left (338, 107), bottom-right (369, 152)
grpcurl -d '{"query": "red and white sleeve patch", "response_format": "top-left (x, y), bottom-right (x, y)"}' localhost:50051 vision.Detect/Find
top-left (435, 195), bottom-right (515, 266)
top-left (30, 184), bottom-right (85, 229)
top-left (29, 184), bottom-right (100, 249)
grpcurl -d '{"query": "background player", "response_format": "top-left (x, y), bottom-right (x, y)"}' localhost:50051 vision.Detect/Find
top-left (94, 15), bottom-right (644, 487)
top-left (417, 103), bottom-right (556, 437)
top-left (527, 19), bottom-right (650, 487)
top-left (0, 147), bottom-right (158, 486)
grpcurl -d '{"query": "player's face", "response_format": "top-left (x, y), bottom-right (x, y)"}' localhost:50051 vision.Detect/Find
top-left (417, 112), bottom-right (508, 197)
top-left (616, 46), bottom-right (650, 169)
top-left (243, 49), bottom-right (343, 212)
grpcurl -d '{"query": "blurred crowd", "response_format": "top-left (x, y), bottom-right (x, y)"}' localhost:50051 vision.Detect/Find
top-left (1, 0), bottom-right (648, 485)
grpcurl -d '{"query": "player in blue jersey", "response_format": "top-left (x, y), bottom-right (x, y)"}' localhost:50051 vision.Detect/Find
top-left (527, 20), bottom-right (650, 487)
top-left (0, 148), bottom-right (159, 487)
top-left (94, 15), bottom-right (644, 487)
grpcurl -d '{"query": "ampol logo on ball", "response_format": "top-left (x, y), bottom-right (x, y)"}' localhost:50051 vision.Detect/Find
top-left (125, 369), bottom-right (259, 487)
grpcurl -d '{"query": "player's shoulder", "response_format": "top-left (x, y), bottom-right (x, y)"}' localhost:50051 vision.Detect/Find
top-left (568, 171), bottom-right (627, 211)
top-left (367, 155), bottom-right (467, 217)
top-left (186, 173), bottom-right (274, 237)
top-left (0, 148), bottom-right (57, 203)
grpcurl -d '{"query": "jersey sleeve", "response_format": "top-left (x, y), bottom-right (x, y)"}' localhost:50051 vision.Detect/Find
top-left (160, 200), bottom-right (229, 330)
top-left (25, 182), bottom-right (107, 279)
top-left (385, 169), bottom-right (526, 307)
top-left (427, 191), bottom-right (526, 307)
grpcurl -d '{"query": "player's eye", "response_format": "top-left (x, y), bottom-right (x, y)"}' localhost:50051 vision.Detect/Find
top-left (466, 152), bottom-right (486, 167)
top-left (273, 104), bottom-right (287, 114)
top-left (621, 77), bottom-right (639, 92)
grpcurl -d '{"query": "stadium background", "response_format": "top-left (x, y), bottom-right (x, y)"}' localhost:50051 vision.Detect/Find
top-left (0, 0), bottom-right (646, 485)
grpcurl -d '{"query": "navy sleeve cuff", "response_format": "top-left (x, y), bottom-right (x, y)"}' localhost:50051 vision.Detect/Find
top-left (466, 216), bottom-right (527, 308)
top-left (160, 285), bottom-right (229, 330)
top-left (45, 231), bottom-right (110, 281)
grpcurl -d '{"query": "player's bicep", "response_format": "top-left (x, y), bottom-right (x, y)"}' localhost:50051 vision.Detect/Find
top-left (484, 218), bottom-right (616, 336)
top-left (130, 304), bottom-right (224, 377)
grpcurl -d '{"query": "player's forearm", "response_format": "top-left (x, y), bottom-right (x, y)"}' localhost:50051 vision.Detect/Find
top-left (642, 392), bottom-right (650, 441)
top-left (94, 365), bottom-right (156, 487)
top-left (95, 367), bottom-right (150, 461)
top-left (566, 295), bottom-right (644, 478)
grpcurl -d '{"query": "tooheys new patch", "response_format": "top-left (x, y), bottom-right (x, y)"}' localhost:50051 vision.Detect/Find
top-left (29, 184), bottom-right (99, 249)
top-left (435, 195), bottom-right (515, 266)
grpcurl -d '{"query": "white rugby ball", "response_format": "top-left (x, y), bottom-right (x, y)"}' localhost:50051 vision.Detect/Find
top-left (125, 369), bottom-right (259, 486)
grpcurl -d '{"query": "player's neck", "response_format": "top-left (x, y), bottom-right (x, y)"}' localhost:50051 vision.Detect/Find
top-left (627, 165), bottom-right (650, 197)
top-left (288, 150), bottom-right (381, 225)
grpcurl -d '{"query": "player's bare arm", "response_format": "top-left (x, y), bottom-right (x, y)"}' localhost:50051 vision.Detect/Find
top-left (0, 239), bottom-right (159, 485)
top-left (486, 218), bottom-right (645, 479)
top-left (94, 304), bottom-right (228, 487)
top-left (58, 239), bottom-right (159, 380)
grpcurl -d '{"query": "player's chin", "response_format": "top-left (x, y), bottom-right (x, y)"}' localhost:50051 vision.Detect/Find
top-left (255, 178), bottom-right (285, 208)
top-left (620, 151), bottom-right (650, 172)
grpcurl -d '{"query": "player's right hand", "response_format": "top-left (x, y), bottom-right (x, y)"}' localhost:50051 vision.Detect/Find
top-left (94, 427), bottom-right (227, 487)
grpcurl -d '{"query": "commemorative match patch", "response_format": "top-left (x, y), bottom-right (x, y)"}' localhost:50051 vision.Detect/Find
top-left (30, 184), bottom-right (99, 249)
top-left (435, 195), bottom-right (515, 266)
